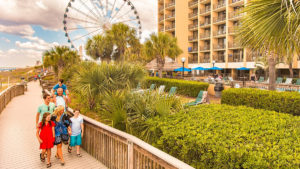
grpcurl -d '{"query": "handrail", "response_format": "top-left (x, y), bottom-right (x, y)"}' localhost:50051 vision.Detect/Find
top-left (44, 89), bottom-right (194, 169)
top-left (0, 84), bottom-right (25, 114)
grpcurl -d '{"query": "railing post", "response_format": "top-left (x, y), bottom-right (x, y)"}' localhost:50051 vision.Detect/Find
top-left (127, 141), bottom-right (134, 169)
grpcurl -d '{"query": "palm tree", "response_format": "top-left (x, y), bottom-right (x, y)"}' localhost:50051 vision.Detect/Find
top-left (85, 35), bottom-right (113, 62)
top-left (43, 46), bottom-right (80, 78)
top-left (106, 23), bottom-right (140, 62)
top-left (238, 0), bottom-right (300, 90)
top-left (144, 32), bottom-right (183, 78)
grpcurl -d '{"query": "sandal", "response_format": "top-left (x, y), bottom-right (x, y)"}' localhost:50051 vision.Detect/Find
top-left (76, 153), bottom-right (82, 157)
top-left (61, 161), bottom-right (65, 166)
top-left (68, 146), bottom-right (72, 153)
top-left (47, 163), bottom-right (51, 168)
top-left (40, 153), bottom-right (45, 162)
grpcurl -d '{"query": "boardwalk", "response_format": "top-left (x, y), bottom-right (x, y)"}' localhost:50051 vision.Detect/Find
top-left (0, 82), bottom-right (107, 169)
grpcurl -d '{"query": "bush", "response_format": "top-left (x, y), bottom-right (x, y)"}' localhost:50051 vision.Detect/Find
top-left (154, 104), bottom-right (300, 168)
top-left (144, 77), bottom-right (209, 97)
top-left (221, 88), bottom-right (300, 116)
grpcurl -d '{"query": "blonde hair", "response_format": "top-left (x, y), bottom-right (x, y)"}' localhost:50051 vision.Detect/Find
top-left (53, 106), bottom-right (64, 122)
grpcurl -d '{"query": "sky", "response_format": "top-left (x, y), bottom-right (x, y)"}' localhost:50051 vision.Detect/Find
top-left (0, 0), bottom-right (157, 67)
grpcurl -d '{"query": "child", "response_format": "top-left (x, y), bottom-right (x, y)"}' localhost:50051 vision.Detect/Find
top-left (68, 109), bottom-right (84, 157)
top-left (36, 112), bottom-right (55, 168)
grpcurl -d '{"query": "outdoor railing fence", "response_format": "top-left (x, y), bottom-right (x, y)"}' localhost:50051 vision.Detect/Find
top-left (0, 84), bottom-right (25, 114)
top-left (44, 89), bottom-right (194, 169)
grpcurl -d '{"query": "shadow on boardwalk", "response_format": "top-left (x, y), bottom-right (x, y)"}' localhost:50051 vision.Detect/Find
top-left (0, 82), bottom-right (107, 169)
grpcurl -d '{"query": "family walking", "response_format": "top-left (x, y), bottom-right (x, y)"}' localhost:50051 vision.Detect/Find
top-left (36, 79), bottom-right (84, 168)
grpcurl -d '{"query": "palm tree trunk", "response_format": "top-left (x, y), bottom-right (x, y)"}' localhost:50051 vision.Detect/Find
top-left (157, 57), bottom-right (164, 78)
top-left (289, 62), bottom-right (294, 78)
top-left (268, 54), bottom-right (276, 90)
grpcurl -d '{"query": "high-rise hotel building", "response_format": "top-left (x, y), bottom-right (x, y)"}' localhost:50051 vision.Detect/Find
top-left (158, 0), bottom-right (300, 78)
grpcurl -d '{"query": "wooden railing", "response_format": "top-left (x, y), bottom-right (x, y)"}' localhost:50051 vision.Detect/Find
top-left (0, 85), bottom-right (25, 114)
top-left (44, 90), bottom-right (194, 169)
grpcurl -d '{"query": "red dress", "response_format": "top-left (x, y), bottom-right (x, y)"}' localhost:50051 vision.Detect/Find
top-left (39, 121), bottom-right (55, 149)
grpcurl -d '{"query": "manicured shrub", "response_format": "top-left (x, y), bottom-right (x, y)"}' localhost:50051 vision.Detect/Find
top-left (221, 88), bottom-right (300, 116)
top-left (144, 77), bottom-right (209, 97)
top-left (154, 104), bottom-right (300, 168)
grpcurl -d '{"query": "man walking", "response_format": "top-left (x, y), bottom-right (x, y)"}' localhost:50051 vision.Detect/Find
top-left (36, 94), bottom-right (55, 127)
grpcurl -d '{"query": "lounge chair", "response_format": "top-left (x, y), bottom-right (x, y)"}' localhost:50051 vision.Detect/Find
top-left (168, 87), bottom-right (177, 97)
top-left (284, 78), bottom-right (293, 85)
top-left (276, 77), bottom-right (283, 84)
top-left (228, 77), bottom-right (234, 82)
top-left (148, 84), bottom-right (156, 91)
top-left (295, 79), bottom-right (300, 85)
top-left (256, 77), bottom-right (264, 83)
top-left (184, 91), bottom-right (207, 106)
top-left (158, 85), bottom-right (166, 95)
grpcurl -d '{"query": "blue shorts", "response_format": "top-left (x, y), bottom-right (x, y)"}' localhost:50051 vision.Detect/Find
top-left (70, 134), bottom-right (82, 147)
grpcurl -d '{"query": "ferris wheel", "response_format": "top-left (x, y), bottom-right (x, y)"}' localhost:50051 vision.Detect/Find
top-left (63, 0), bottom-right (142, 49)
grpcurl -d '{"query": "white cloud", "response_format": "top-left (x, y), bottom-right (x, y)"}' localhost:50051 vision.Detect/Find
top-left (0, 48), bottom-right (42, 67)
top-left (16, 36), bottom-right (59, 51)
top-left (0, 24), bottom-right (35, 36)
top-left (1, 37), bottom-right (10, 43)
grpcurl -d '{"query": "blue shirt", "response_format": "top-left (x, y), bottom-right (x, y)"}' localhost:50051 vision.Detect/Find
top-left (70, 116), bottom-right (83, 136)
top-left (53, 84), bottom-right (67, 95)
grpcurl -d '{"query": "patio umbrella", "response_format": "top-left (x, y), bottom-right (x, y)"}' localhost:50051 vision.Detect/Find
top-left (209, 67), bottom-right (223, 70)
top-left (236, 67), bottom-right (250, 71)
top-left (192, 67), bottom-right (208, 71)
top-left (174, 67), bottom-right (191, 72)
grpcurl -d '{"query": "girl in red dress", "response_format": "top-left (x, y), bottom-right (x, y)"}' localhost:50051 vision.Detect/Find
top-left (36, 112), bottom-right (55, 168)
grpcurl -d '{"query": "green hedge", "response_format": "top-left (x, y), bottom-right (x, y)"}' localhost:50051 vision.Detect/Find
top-left (221, 88), bottom-right (300, 116)
top-left (154, 105), bottom-right (300, 168)
top-left (144, 77), bottom-right (209, 97)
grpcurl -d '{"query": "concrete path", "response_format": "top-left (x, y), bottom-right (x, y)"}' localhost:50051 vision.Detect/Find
top-left (0, 82), bottom-right (107, 169)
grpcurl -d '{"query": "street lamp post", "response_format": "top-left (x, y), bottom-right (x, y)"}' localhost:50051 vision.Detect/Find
top-left (212, 60), bottom-right (216, 77)
top-left (181, 57), bottom-right (186, 78)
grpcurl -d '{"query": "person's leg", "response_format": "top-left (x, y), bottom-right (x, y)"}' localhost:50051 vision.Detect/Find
top-left (76, 134), bottom-right (82, 157)
top-left (57, 143), bottom-right (65, 163)
top-left (41, 149), bottom-right (46, 160)
top-left (46, 149), bottom-right (51, 164)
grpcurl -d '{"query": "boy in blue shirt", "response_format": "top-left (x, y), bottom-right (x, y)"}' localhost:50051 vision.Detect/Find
top-left (51, 79), bottom-right (70, 103)
top-left (68, 109), bottom-right (84, 157)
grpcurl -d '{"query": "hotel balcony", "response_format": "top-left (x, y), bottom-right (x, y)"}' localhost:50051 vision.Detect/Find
top-left (213, 16), bottom-right (226, 24)
top-left (159, 17), bottom-right (164, 22)
top-left (200, 33), bottom-right (210, 40)
top-left (165, 13), bottom-right (175, 21)
top-left (189, 24), bottom-right (199, 30)
top-left (228, 42), bottom-right (242, 49)
top-left (228, 53), bottom-right (244, 62)
top-left (159, 27), bottom-right (164, 32)
top-left (213, 55), bottom-right (225, 63)
top-left (189, 0), bottom-right (198, 8)
top-left (213, 30), bottom-right (226, 37)
top-left (229, 0), bottom-right (244, 7)
top-left (165, 2), bottom-right (175, 10)
top-left (189, 57), bottom-right (199, 64)
top-left (159, 6), bottom-right (164, 13)
top-left (200, 8), bottom-right (211, 16)
top-left (200, 21), bottom-right (211, 27)
top-left (188, 36), bottom-right (198, 42)
top-left (200, 58), bottom-right (211, 63)
top-left (229, 11), bottom-right (244, 20)
top-left (228, 27), bottom-right (238, 35)
top-left (188, 47), bottom-right (198, 53)
top-left (158, 0), bottom-right (164, 4)
top-left (213, 1), bottom-right (226, 11)
top-left (200, 46), bottom-right (210, 52)
top-left (200, 0), bottom-right (210, 4)
top-left (189, 12), bottom-right (198, 19)
top-left (165, 24), bottom-right (175, 31)
top-left (214, 44), bottom-right (226, 50)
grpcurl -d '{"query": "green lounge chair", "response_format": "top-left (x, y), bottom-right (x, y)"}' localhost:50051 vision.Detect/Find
top-left (257, 77), bottom-right (264, 83)
top-left (276, 77), bottom-right (283, 84)
top-left (185, 91), bottom-right (204, 106)
top-left (149, 84), bottom-right (156, 91)
top-left (295, 79), bottom-right (300, 85)
top-left (168, 87), bottom-right (177, 97)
